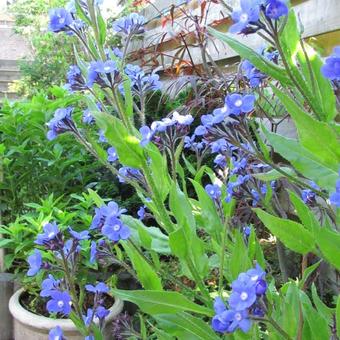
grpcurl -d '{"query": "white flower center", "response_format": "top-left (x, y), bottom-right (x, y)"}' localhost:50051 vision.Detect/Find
top-left (104, 66), bottom-right (111, 72)
top-left (240, 292), bottom-right (248, 300)
top-left (235, 99), bottom-right (243, 107)
top-left (113, 224), bottom-right (120, 231)
top-left (59, 17), bottom-right (65, 24)
top-left (251, 275), bottom-right (258, 281)
top-left (48, 232), bottom-right (56, 238)
top-left (210, 190), bottom-right (215, 195)
top-left (235, 312), bottom-right (242, 321)
top-left (240, 13), bottom-right (248, 22)
top-left (57, 300), bottom-right (64, 308)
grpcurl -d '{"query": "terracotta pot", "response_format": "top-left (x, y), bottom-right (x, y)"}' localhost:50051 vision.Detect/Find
top-left (9, 288), bottom-right (124, 340)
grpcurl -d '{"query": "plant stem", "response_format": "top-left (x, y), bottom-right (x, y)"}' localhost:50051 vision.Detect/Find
top-left (218, 217), bottom-right (229, 297)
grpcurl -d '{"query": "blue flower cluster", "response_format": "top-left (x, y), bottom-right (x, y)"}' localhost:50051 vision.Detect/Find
top-left (27, 201), bottom-right (130, 339)
top-left (49, 8), bottom-right (84, 34)
top-left (322, 47), bottom-right (340, 81)
top-left (229, 0), bottom-right (288, 35)
top-left (47, 107), bottom-right (76, 140)
top-left (90, 201), bottom-right (130, 241)
top-left (124, 64), bottom-right (162, 96)
top-left (113, 13), bottom-right (145, 35)
top-left (139, 111), bottom-right (194, 147)
top-left (330, 170), bottom-right (340, 207)
top-left (194, 93), bottom-right (255, 137)
top-left (301, 181), bottom-right (319, 204)
top-left (241, 48), bottom-right (278, 87)
top-left (212, 265), bottom-right (267, 334)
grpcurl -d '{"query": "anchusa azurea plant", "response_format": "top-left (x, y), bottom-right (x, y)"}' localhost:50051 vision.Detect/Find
top-left (25, 0), bottom-right (340, 338)
top-left (212, 265), bottom-right (267, 334)
top-left (26, 198), bottom-right (131, 339)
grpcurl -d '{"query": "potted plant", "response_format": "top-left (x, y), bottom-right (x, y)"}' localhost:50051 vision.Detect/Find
top-left (6, 197), bottom-right (136, 340)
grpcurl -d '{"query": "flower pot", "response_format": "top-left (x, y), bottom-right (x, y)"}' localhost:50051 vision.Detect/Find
top-left (9, 288), bottom-right (124, 340)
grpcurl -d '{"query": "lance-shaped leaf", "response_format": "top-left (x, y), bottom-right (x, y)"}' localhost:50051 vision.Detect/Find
top-left (254, 209), bottom-right (315, 254)
top-left (111, 289), bottom-right (214, 316)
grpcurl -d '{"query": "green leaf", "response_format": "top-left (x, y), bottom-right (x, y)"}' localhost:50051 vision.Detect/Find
top-left (191, 180), bottom-right (223, 238)
top-left (121, 215), bottom-right (170, 254)
top-left (208, 28), bottom-right (292, 86)
top-left (300, 291), bottom-right (330, 339)
top-left (315, 227), bottom-right (340, 270)
top-left (254, 209), bottom-right (315, 254)
top-left (169, 183), bottom-right (195, 231)
top-left (97, 12), bottom-right (107, 45)
top-left (288, 190), bottom-right (320, 234)
top-left (122, 75), bottom-right (133, 118)
top-left (298, 260), bottom-right (321, 289)
top-left (336, 295), bottom-right (340, 338)
top-left (272, 87), bottom-right (340, 167)
top-left (229, 231), bottom-right (252, 281)
top-left (0, 238), bottom-right (13, 248)
top-left (93, 111), bottom-right (143, 168)
top-left (169, 227), bottom-right (188, 259)
top-left (154, 313), bottom-right (219, 340)
top-left (122, 242), bottom-right (163, 290)
top-left (146, 143), bottom-right (171, 201)
top-left (252, 167), bottom-right (295, 181)
top-left (87, 189), bottom-right (105, 208)
top-left (262, 127), bottom-right (338, 191)
top-left (297, 43), bottom-right (337, 122)
top-left (111, 290), bottom-right (213, 316)
top-left (311, 284), bottom-right (334, 323)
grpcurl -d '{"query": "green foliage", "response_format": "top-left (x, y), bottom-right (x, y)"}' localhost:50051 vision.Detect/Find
top-left (0, 91), bottom-right (112, 224)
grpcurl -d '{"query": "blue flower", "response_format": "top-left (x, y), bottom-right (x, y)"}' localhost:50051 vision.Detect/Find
top-left (241, 60), bottom-right (265, 87)
top-left (301, 181), bottom-right (319, 204)
top-left (137, 206), bottom-right (146, 220)
top-left (27, 249), bottom-right (42, 276)
top-left (47, 107), bottom-right (75, 140)
top-left (102, 218), bottom-right (131, 241)
top-left (212, 309), bottom-right (251, 333)
top-left (214, 154), bottom-right (227, 168)
top-left (49, 326), bottom-right (65, 340)
top-left (231, 157), bottom-right (248, 175)
top-left (330, 173), bottom-right (340, 207)
top-left (139, 126), bottom-right (154, 147)
top-left (91, 201), bottom-right (127, 230)
top-left (96, 60), bottom-right (118, 74)
top-left (172, 111), bottom-right (194, 126)
top-left (98, 130), bottom-right (107, 143)
top-left (113, 13), bottom-right (145, 35)
top-left (118, 167), bottom-right (142, 183)
top-left (225, 93), bottom-right (255, 115)
top-left (90, 241), bottom-right (97, 264)
top-left (83, 109), bottom-right (95, 124)
top-left (265, 0), bottom-right (288, 20)
top-left (68, 227), bottom-right (90, 240)
top-left (36, 222), bottom-right (60, 246)
top-left (229, 274), bottom-right (257, 310)
top-left (66, 65), bottom-right (84, 91)
top-left (95, 306), bottom-right (110, 319)
top-left (229, 0), bottom-right (260, 34)
top-left (194, 125), bottom-right (208, 136)
top-left (321, 47), bottom-right (340, 81)
top-left (83, 308), bottom-right (94, 326)
top-left (243, 226), bottom-right (252, 237)
top-left (214, 297), bottom-right (227, 314)
top-left (47, 291), bottom-right (72, 315)
top-left (41, 274), bottom-right (60, 297)
top-left (205, 184), bottom-right (222, 200)
top-left (48, 8), bottom-right (73, 33)
top-left (107, 146), bottom-right (118, 162)
top-left (85, 282), bottom-right (109, 294)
